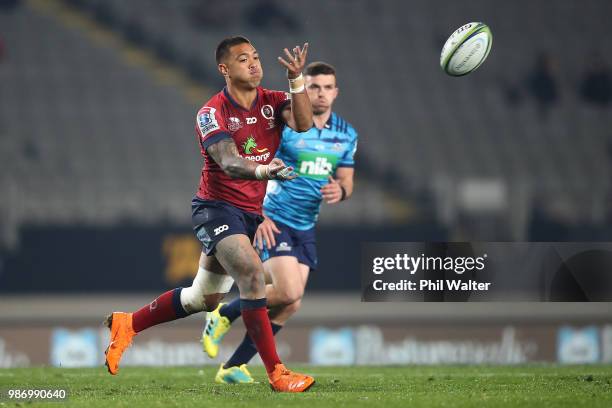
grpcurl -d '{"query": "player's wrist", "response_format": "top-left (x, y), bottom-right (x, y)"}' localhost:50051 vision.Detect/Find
top-left (255, 164), bottom-right (270, 180)
top-left (340, 185), bottom-right (347, 201)
top-left (288, 73), bottom-right (305, 93)
top-left (256, 163), bottom-right (294, 180)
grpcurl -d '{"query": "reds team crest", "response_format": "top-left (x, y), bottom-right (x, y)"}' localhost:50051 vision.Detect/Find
top-left (261, 104), bottom-right (275, 129)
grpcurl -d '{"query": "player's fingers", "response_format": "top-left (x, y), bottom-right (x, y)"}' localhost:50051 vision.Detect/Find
top-left (293, 46), bottom-right (302, 62)
top-left (254, 230), bottom-right (264, 250)
top-left (269, 163), bottom-right (282, 173)
top-left (283, 48), bottom-right (296, 64)
top-left (260, 228), bottom-right (268, 249)
top-left (300, 42), bottom-right (309, 60)
top-left (269, 163), bottom-right (285, 175)
top-left (327, 175), bottom-right (337, 184)
top-left (324, 189), bottom-right (341, 202)
top-left (271, 222), bottom-right (281, 234)
top-left (270, 158), bottom-right (285, 168)
top-left (277, 57), bottom-right (293, 70)
top-left (264, 227), bottom-right (276, 249)
top-left (323, 190), bottom-right (341, 200)
top-left (320, 184), bottom-right (339, 193)
top-left (294, 44), bottom-right (308, 70)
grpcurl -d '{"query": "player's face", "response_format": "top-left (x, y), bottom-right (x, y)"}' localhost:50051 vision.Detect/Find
top-left (219, 43), bottom-right (263, 89)
top-left (305, 74), bottom-right (338, 115)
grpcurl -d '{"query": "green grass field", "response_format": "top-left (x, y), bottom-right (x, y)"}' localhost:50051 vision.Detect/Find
top-left (1, 365), bottom-right (611, 408)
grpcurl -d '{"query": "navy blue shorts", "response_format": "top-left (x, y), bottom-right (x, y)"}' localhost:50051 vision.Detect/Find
top-left (191, 197), bottom-right (263, 255)
top-left (260, 219), bottom-right (317, 270)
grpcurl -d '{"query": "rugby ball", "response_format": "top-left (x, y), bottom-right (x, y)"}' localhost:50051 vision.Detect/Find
top-left (440, 22), bottom-right (492, 76)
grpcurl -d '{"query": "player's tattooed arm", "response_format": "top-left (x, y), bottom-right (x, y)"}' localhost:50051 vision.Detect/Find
top-left (207, 139), bottom-right (297, 181)
top-left (207, 138), bottom-right (260, 179)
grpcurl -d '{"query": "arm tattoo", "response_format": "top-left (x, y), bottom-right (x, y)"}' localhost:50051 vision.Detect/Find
top-left (207, 138), bottom-right (259, 179)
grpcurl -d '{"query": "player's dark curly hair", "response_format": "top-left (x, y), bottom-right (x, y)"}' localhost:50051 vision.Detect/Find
top-left (305, 62), bottom-right (336, 77)
top-left (216, 36), bottom-right (251, 64)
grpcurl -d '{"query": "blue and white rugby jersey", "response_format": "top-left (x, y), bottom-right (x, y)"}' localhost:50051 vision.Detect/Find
top-left (263, 112), bottom-right (358, 230)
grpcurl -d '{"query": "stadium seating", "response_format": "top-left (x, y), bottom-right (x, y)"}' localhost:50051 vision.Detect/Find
top-left (1, 0), bottom-right (611, 246)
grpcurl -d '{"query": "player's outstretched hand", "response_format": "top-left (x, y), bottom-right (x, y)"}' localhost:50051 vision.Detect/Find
top-left (320, 175), bottom-right (343, 204)
top-left (253, 215), bottom-right (281, 251)
top-left (278, 42), bottom-right (309, 79)
top-left (268, 158), bottom-right (297, 180)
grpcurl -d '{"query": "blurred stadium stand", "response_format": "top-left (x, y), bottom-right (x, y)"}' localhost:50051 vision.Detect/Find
top-left (1, 0), bottom-right (611, 251)
top-left (0, 0), bottom-right (413, 250)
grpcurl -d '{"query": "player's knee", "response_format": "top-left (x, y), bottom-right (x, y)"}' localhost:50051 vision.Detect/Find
top-left (235, 265), bottom-right (265, 294)
top-left (283, 298), bottom-right (302, 316)
top-left (277, 286), bottom-right (304, 306)
top-left (245, 271), bottom-right (265, 293)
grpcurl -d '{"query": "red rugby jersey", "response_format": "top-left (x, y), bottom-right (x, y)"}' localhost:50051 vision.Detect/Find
top-left (195, 86), bottom-right (291, 214)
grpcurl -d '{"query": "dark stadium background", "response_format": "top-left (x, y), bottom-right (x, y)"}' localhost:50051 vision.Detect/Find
top-left (0, 0), bottom-right (610, 369)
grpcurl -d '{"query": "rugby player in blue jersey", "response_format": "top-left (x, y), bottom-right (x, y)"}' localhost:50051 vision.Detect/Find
top-left (202, 62), bottom-right (358, 383)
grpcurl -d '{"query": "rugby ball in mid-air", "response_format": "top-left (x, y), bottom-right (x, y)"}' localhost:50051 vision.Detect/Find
top-left (440, 22), bottom-right (492, 76)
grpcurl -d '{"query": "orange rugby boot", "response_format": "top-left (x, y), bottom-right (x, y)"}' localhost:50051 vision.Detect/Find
top-left (268, 363), bottom-right (315, 392)
top-left (103, 312), bottom-right (136, 375)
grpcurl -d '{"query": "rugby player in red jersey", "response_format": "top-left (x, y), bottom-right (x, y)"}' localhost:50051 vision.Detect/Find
top-left (104, 36), bottom-right (315, 392)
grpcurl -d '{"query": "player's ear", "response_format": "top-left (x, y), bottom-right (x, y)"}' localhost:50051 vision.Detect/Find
top-left (331, 85), bottom-right (339, 100)
top-left (218, 63), bottom-right (229, 77)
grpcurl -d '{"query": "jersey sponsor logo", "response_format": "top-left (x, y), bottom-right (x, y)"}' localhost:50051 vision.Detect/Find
top-left (213, 224), bottom-right (229, 236)
top-left (242, 136), bottom-right (268, 155)
top-left (241, 136), bottom-right (271, 162)
top-left (297, 152), bottom-right (338, 179)
top-left (228, 117), bottom-right (243, 131)
top-left (197, 107), bottom-right (220, 138)
top-left (246, 117), bottom-right (257, 125)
